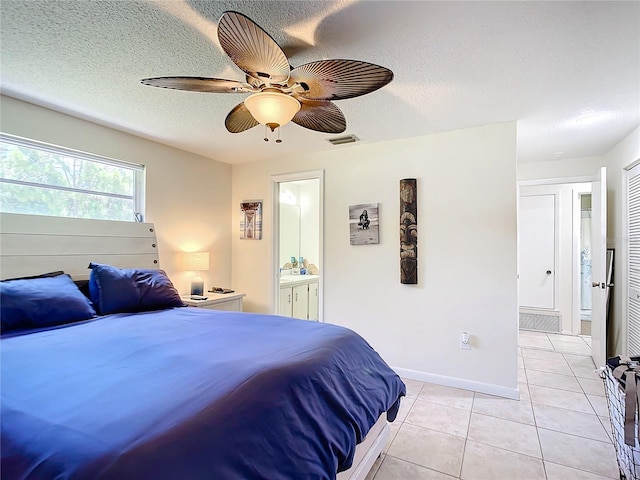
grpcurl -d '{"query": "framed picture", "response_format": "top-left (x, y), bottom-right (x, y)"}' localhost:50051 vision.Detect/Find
top-left (349, 203), bottom-right (379, 245)
top-left (240, 201), bottom-right (262, 240)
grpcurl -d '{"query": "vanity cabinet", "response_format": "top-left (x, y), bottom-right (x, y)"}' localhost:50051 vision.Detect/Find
top-left (279, 276), bottom-right (319, 321)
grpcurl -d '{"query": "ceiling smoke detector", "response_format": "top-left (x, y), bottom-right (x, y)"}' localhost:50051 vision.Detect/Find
top-left (327, 134), bottom-right (359, 146)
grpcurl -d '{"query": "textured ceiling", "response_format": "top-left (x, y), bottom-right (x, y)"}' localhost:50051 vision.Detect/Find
top-left (0, 0), bottom-right (638, 165)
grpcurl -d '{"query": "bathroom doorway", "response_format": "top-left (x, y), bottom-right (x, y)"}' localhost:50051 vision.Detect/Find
top-left (579, 193), bottom-right (593, 335)
top-left (271, 171), bottom-right (324, 321)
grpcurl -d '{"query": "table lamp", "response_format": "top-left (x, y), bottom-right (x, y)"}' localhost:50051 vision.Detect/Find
top-left (184, 252), bottom-right (210, 296)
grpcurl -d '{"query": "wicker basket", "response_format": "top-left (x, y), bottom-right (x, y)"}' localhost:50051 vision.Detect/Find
top-left (602, 364), bottom-right (640, 479)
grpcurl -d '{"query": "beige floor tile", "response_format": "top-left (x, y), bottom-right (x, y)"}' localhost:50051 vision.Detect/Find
top-left (467, 413), bottom-right (541, 458)
top-left (472, 392), bottom-right (535, 425)
top-left (519, 336), bottom-right (555, 350)
top-left (374, 456), bottom-right (456, 480)
top-left (581, 336), bottom-right (592, 346)
top-left (405, 398), bottom-right (471, 438)
top-left (599, 415), bottom-right (613, 440)
top-left (418, 383), bottom-right (474, 411)
top-left (401, 378), bottom-right (425, 399)
top-left (385, 421), bottom-right (401, 453)
top-left (564, 354), bottom-right (599, 378)
top-left (518, 367), bottom-right (527, 383)
top-left (524, 357), bottom-right (574, 376)
top-left (570, 363), bottom-right (602, 379)
top-left (387, 423), bottom-right (465, 477)
top-left (587, 394), bottom-right (610, 417)
top-left (521, 348), bottom-right (567, 361)
top-left (538, 428), bottom-right (619, 478)
top-left (544, 461), bottom-right (616, 480)
top-left (396, 396), bottom-right (415, 422)
top-left (526, 369), bottom-right (583, 392)
top-left (532, 403), bottom-right (610, 441)
top-left (519, 381), bottom-right (531, 401)
top-left (551, 342), bottom-right (592, 356)
top-left (519, 330), bottom-right (550, 339)
top-left (564, 353), bottom-right (596, 368)
top-left (548, 334), bottom-right (589, 345)
top-left (460, 440), bottom-right (545, 480)
top-left (529, 384), bottom-right (595, 414)
top-left (578, 376), bottom-right (606, 397)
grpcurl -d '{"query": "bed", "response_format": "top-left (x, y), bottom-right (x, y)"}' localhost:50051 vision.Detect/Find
top-left (0, 214), bottom-right (405, 480)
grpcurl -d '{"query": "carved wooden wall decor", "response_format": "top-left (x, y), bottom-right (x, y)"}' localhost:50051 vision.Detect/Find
top-left (400, 178), bottom-right (417, 284)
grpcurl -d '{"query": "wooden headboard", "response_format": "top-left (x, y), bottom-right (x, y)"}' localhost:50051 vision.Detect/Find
top-left (0, 213), bottom-right (159, 280)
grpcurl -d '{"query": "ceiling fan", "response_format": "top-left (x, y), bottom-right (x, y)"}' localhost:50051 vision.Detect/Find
top-left (141, 11), bottom-right (393, 142)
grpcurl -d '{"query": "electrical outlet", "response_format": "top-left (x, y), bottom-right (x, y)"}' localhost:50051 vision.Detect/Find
top-left (460, 332), bottom-right (471, 350)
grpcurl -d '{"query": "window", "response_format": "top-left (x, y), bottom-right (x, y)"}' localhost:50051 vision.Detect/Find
top-left (0, 134), bottom-right (144, 222)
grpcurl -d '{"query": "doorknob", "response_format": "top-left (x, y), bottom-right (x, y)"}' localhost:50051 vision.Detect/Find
top-left (592, 282), bottom-right (606, 289)
top-left (546, 270), bottom-right (552, 275)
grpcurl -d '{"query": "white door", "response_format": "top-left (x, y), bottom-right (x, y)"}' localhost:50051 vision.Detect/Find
top-left (519, 194), bottom-right (556, 309)
top-left (591, 167), bottom-right (607, 367)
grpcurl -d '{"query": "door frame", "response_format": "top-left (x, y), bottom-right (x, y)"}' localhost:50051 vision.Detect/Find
top-left (271, 170), bottom-right (324, 321)
top-left (571, 185), bottom-right (593, 336)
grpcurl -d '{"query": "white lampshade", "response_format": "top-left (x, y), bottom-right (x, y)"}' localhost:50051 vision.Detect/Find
top-left (184, 252), bottom-right (210, 271)
top-left (244, 92), bottom-right (301, 130)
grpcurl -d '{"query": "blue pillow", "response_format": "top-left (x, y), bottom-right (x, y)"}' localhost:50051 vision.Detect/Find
top-left (0, 274), bottom-right (97, 332)
top-left (88, 263), bottom-right (183, 315)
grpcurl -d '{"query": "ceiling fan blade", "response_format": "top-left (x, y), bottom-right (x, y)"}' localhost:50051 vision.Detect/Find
top-left (292, 100), bottom-right (346, 134)
top-left (140, 77), bottom-right (250, 93)
top-left (290, 60), bottom-right (393, 101)
top-left (225, 102), bottom-right (259, 133)
top-left (218, 11), bottom-right (290, 84)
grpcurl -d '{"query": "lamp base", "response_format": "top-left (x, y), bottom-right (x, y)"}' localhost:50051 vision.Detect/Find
top-left (190, 280), bottom-right (204, 296)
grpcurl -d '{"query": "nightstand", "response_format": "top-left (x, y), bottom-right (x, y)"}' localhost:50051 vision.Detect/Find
top-left (181, 292), bottom-right (245, 312)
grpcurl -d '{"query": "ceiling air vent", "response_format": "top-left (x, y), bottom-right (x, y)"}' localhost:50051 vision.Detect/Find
top-left (327, 134), bottom-right (358, 146)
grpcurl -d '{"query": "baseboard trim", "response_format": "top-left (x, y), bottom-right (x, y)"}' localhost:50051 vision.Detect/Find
top-left (392, 366), bottom-right (520, 400)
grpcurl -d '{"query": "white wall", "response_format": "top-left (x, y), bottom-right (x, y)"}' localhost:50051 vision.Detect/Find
top-left (232, 122), bottom-right (519, 397)
top-left (605, 126), bottom-right (640, 356)
top-left (518, 156), bottom-right (606, 181)
top-left (0, 95), bottom-right (232, 294)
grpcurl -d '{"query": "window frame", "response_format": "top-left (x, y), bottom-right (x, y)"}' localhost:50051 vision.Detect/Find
top-left (0, 133), bottom-right (145, 222)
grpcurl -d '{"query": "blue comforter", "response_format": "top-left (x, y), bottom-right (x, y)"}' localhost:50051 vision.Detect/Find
top-left (1, 308), bottom-right (405, 479)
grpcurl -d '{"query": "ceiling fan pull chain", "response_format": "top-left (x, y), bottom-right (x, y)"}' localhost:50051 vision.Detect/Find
top-left (264, 125), bottom-right (269, 142)
top-left (276, 127), bottom-right (282, 144)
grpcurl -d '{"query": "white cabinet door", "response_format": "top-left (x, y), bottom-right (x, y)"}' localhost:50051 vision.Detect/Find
top-left (279, 287), bottom-right (293, 317)
top-left (292, 284), bottom-right (309, 319)
top-left (308, 281), bottom-right (319, 321)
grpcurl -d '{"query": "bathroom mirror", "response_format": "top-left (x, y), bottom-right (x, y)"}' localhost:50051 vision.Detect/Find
top-left (279, 202), bottom-right (300, 269)
top-left (279, 179), bottom-right (319, 272)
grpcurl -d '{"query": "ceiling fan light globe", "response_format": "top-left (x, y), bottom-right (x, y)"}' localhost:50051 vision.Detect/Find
top-left (244, 92), bottom-right (301, 129)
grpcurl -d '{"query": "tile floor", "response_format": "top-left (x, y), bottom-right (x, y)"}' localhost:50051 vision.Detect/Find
top-left (366, 330), bottom-right (620, 480)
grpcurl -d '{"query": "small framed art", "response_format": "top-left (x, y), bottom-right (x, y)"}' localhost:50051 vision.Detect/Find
top-left (349, 203), bottom-right (379, 245)
top-left (240, 201), bottom-right (262, 240)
